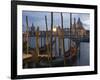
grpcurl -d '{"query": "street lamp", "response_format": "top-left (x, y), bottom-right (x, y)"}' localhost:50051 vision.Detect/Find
top-left (53, 27), bottom-right (57, 32)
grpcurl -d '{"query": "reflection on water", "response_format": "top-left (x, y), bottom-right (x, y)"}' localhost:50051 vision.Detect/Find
top-left (28, 37), bottom-right (89, 66)
top-left (29, 37), bottom-right (70, 56)
top-left (79, 42), bottom-right (89, 65)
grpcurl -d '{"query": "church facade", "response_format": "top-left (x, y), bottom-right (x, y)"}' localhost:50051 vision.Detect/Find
top-left (71, 18), bottom-right (86, 38)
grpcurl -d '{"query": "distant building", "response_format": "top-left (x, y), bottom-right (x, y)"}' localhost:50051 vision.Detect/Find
top-left (30, 23), bottom-right (35, 36)
top-left (31, 23), bottom-right (35, 31)
top-left (71, 18), bottom-right (86, 37)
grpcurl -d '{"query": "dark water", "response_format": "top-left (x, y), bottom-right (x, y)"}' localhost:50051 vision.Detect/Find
top-left (29, 37), bottom-right (70, 56)
top-left (28, 37), bottom-right (89, 66)
top-left (78, 42), bottom-right (89, 65)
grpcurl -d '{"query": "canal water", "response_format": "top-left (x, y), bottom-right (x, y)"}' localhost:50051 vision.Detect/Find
top-left (29, 37), bottom-right (70, 56)
top-left (28, 37), bottom-right (89, 66)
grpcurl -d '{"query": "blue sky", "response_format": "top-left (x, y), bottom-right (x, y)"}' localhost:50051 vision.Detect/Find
top-left (22, 11), bottom-right (90, 32)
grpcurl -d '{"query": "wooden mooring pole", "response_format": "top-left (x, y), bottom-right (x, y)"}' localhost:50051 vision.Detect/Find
top-left (61, 13), bottom-right (66, 66)
top-left (26, 16), bottom-right (29, 55)
top-left (45, 15), bottom-right (50, 59)
top-left (50, 12), bottom-right (53, 64)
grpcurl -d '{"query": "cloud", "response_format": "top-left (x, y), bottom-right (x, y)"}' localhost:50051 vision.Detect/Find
top-left (22, 11), bottom-right (90, 31)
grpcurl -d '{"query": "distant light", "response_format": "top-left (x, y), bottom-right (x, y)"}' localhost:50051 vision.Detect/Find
top-left (53, 27), bottom-right (57, 32)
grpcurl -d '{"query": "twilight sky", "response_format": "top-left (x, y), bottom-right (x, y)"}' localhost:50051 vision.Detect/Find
top-left (22, 11), bottom-right (90, 32)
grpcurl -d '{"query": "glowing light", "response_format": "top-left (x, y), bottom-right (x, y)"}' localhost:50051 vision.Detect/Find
top-left (53, 27), bottom-right (57, 32)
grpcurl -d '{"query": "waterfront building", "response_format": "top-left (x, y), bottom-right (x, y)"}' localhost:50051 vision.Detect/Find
top-left (30, 23), bottom-right (35, 36)
top-left (71, 18), bottom-right (86, 37)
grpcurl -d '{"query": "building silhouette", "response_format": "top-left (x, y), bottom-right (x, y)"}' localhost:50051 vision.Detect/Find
top-left (71, 17), bottom-right (86, 37)
top-left (30, 23), bottom-right (35, 36)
